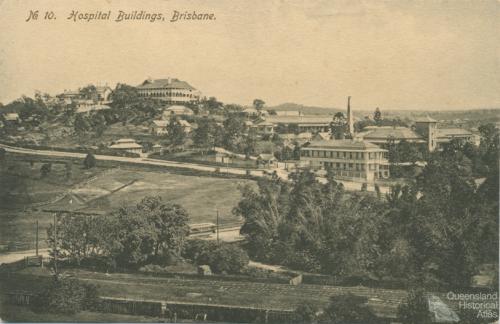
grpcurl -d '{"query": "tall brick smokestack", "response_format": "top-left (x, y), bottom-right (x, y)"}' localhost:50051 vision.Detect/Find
top-left (347, 96), bottom-right (354, 136)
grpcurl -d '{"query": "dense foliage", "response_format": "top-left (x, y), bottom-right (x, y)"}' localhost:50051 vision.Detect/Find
top-left (235, 125), bottom-right (499, 288)
top-left (182, 239), bottom-right (249, 274)
top-left (47, 196), bottom-right (190, 270)
top-left (32, 278), bottom-right (98, 315)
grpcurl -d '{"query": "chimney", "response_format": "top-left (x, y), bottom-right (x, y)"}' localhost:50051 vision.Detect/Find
top-left (347, 96), bottom-right (354, 136)
top-left (167, 77), bottom-right (172, 85)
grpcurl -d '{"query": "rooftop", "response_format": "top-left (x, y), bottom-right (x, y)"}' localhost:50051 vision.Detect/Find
top-left (265, 115), bottom-right (332, 125)
top-left (306, 139), bottom-right (387, 151)
top-left (436, 128), bottom-right (473, 137)
top-left (137, 78), bottom-right (196, 90)
top-left (356, 126), bottom-right (424, 141)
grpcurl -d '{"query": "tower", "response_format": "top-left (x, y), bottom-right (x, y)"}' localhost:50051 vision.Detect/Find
top-left (347, 96), bottom-right (354, 137)
top-left (414, 116), bottom-right (438, 152)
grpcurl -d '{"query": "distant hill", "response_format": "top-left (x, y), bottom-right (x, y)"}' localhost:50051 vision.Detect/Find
top-left (268, 103), bottom-right (500, 123)
top-left (268, 103), bottom-right (342, 115)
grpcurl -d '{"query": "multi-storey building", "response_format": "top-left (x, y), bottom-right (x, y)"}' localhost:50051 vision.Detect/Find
top-left (300, 139), bottom-right (390, 182)
top-left (136, 77), bottom-right (201, 104)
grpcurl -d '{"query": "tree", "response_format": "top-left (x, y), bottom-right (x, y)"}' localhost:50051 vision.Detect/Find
top-left (166, 117), bottom-right (186, 147)
top-left (222, 114), bottom-right (245, 151)
top-left (253, 99), bottom-right (265, 111)
top-left (90, 113), bottom-right (107, 137)
top-left (209, 244), bottom-right (249, 274)
top-left (79, 85), bottom-right (98, 100)
top-left (397, 289), bottom-right (433, 324)
top-left (83, 153), bottom-right (96, 169)
top-left (137, 196), bottom-right (190, 260)
top-left (192, 117), bottom-right (217, 152)
top-left (330, 112), bottom-right (347, 139)
top-left (110, 83), bottom-right (139, 106)
top-left (204, 97), bottom-right (223, 114)
top-left (0, 148), bottom-right (6, 162)
top-left (374, 107), bottom-right (382, 124)
top-left (74, 114), bottom-right (91, 135)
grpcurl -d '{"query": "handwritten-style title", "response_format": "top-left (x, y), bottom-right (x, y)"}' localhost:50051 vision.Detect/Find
top-left (25, 10), bottom-right (216, 23)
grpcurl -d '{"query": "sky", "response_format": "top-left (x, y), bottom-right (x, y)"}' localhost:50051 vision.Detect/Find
top-left (0, 0), bottom-right (498, 110)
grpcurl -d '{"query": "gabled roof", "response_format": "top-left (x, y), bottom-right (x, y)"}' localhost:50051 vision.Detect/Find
top-left (137, 78), bottom-right (196, 90)
top-left (179, 120), bottom-right (191, 127)
top-left (265, 115), bottom-right (332, 125)
top-left (76, 104), bottom-right (110, 114)
top-left (356, 126), bottom-right (423, 141)
top-left (164, 105), bottom-right (194, 114)
top-left (3, 112), bottom-right (20, 121)
top-left (436, 128), bottom-right (473, 137)
top-left (153, 120), bottom-right (168, 127)
top-left (306, 139), bottom-right (386, 151)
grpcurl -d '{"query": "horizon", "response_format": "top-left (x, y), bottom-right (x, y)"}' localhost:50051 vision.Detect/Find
top-left (0, 0), bottom-right (499, 110)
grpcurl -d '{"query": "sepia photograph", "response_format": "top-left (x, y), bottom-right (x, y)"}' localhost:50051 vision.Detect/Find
top-left (0, 0), bottom-right (498, 323)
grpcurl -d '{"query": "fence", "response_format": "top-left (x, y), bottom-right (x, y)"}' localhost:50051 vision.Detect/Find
top-left (97, 297), bottom-right (297, 323)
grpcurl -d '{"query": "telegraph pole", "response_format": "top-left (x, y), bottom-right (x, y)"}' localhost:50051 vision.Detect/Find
top-left (216, 209), bottom-right (220, 245)
top-left (53, 213), bottom-right (58, 279)
top-left (35, 219), bottom-right (39, 256)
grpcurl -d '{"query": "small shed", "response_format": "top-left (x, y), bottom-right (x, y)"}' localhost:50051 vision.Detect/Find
top-left (197, 265), bottom-right (212, 276)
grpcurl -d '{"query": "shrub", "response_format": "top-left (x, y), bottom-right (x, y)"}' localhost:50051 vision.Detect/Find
top-left (209, 244), bottom-right (249, 275)
top-left (182, 239), bottom-right (218, 265)
top-left (32, 278), bottom-right (98, 314)
top-left (321, 293), bottom-right (381, 324)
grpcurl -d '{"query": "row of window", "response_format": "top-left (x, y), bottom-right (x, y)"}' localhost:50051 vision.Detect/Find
top-left (320, 161), bottom-right (388, 171)
top-left (138, 92), bottom-right (196, 98)
top-left (327, 170), bottom-right (390, 179)
top-left (301, 150), bottom-right (386, 160)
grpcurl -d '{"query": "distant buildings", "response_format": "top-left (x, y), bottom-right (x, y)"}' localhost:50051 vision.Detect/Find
top-left (108, 138), bottom-right (143, 154)
top-left (162, 105), bottom-right (194, 118)
top-left (263, 115), bottom-right (332, 133)
top-left (300, 139), bottom-right (390, 182)
top-left (151, 119), bottom-right (192, 136)
top-left (136, 77), bottom-right (201, 104)
top-left (76, 103), bottom-right (110, 114)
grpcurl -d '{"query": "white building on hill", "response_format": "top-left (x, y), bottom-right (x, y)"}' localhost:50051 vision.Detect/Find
top-left (109, 138), bottom-right (143, 154)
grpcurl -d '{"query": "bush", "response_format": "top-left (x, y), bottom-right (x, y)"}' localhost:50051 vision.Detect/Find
top-left (182, 239), bottom-right (218, 264)
top-left (32, 278), bottom-right (98, 314)
top-left (321, 293), bottom-right (381, 324)
top-left (210, 244), bottom-right (249, 274)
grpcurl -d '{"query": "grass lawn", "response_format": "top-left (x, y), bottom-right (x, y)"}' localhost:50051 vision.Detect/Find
top-left (0, 158), bottom-right (253, 251)
top-left (0, 158), bottom-right (107, 251)
top-left (77, 168), bottom-right (253, 224)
